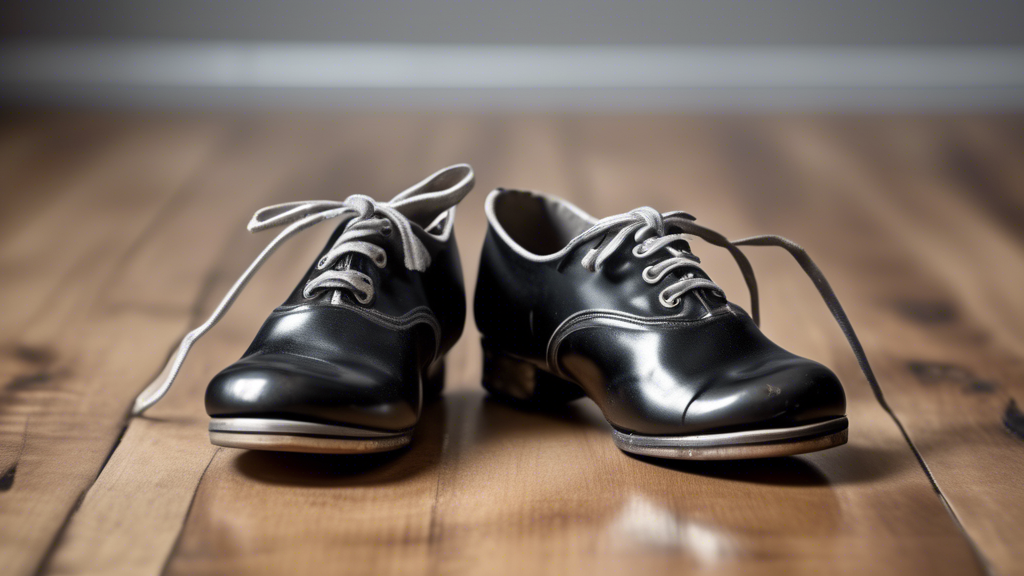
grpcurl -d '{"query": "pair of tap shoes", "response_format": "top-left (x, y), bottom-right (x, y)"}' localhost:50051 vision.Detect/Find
top-left (135, 164), bottom-right (880, 461)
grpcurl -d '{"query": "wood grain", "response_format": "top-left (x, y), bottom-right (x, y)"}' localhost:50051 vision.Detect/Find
top-left (735, 116), bottom-right (1024, 575)
top-left (0, 111), bottom-right (1020, 576)
top-left (0, 112), bottom-right (229, 576)
top-left (39, 116), bottom-right (338, 576)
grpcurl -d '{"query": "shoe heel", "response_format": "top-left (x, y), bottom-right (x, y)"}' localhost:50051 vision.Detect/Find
top-left (423, 358), bottom-right (445, 402)
top-left (482, 342), bottom-right (584, 407)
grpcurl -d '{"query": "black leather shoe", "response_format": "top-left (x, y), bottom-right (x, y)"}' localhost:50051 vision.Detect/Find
top-left (475, 188), bottom-right (881, 460)
top-left (133, 165), bottom-right (475, 453)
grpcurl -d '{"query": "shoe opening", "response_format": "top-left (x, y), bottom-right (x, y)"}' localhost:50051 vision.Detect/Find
top-left (489, 190), bottom-right (595, 256)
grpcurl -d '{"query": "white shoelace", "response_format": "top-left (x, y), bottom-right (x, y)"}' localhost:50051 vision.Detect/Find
top-left (131, 195), bottom-right (430, 416)
top-left (577, 207), bottom-right (725, 308)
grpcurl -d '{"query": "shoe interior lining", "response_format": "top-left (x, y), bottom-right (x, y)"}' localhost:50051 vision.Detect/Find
top-left (492, 191), bottom-right (593, 256)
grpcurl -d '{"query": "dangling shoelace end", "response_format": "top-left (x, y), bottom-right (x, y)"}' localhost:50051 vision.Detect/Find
top-left (131, 367), bottom-right (169, 416)
top-left (131, 336), bottom-right (194, 416)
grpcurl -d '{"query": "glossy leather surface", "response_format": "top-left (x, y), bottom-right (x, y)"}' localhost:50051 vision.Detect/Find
top-left (206, 204), bottom-right (466, 434)
top-left (475, 189), bottom-right (846, 436)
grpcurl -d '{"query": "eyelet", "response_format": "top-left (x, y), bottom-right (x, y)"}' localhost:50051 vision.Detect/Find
top-left (380, 225), bottom-right (392, 237)
top-left (642, 266), bottom-right (659, 284)
top-left (317, 256), bottom-right (331, 270)
top-left (374, 253), bottom-right (387, 268)
top-left (658, 292), bottom-right (681, 308)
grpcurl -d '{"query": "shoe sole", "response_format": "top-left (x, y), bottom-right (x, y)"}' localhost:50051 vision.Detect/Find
top-left (612, 416), bottom-right (848, 460)
top-left (208, 418), bottom-right (412, 454)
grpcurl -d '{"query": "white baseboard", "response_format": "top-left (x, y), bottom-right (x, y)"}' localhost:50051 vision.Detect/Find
top-left (2, 41), bottom-right (1023, 109)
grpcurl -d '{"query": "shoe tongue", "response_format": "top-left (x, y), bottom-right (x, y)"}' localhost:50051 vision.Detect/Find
top-left (388, 164), bottom-right (475, 229)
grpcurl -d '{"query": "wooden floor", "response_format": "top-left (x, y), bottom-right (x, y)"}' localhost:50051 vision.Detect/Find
top-left (1, 110), bottom-right (1022, 576)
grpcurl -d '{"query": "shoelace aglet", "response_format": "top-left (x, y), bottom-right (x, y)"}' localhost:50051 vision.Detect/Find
top-left (132, 335), bottom-right (194, 415)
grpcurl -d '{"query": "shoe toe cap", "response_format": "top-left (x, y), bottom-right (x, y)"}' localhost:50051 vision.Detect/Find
top-left (205, 353), bottom-right (419, 432)
top-left (682, 357), bottom-right (846, 434)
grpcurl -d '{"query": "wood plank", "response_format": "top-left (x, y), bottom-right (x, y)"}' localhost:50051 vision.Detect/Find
top-left (0, 114), bottom-right (165, 333)
top-left (0, 114), bottom-right (230, 576)
top-left (946, 117), bottom-right (1024, 245)
top-left (39, 116), bottom-right (329, 576)
top-left (729, 115), bottom-right (1024, 575)
top-left (831, 116), bottom-right (1024, 356)
top-left (4, 112), bottom-right (1014, 576)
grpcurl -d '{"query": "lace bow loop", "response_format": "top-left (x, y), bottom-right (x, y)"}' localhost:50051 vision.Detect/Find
top-left (248, 200), bottom-right (349, 233)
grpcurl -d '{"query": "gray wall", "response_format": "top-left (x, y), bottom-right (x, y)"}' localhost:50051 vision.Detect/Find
top-left (4, 0), bottom-right (1024, 45)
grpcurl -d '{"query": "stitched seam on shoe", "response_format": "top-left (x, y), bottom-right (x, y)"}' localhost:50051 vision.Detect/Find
top-left (275, 303), bottom-right (442, 362)
top-left (545, 306), bottom-right (734, 378)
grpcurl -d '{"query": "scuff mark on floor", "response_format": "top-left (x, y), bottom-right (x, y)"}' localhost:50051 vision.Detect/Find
top-left (0, 464), bottom-right (16, 491)
top-left (1003, 399), bottom-right (1024, 441)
